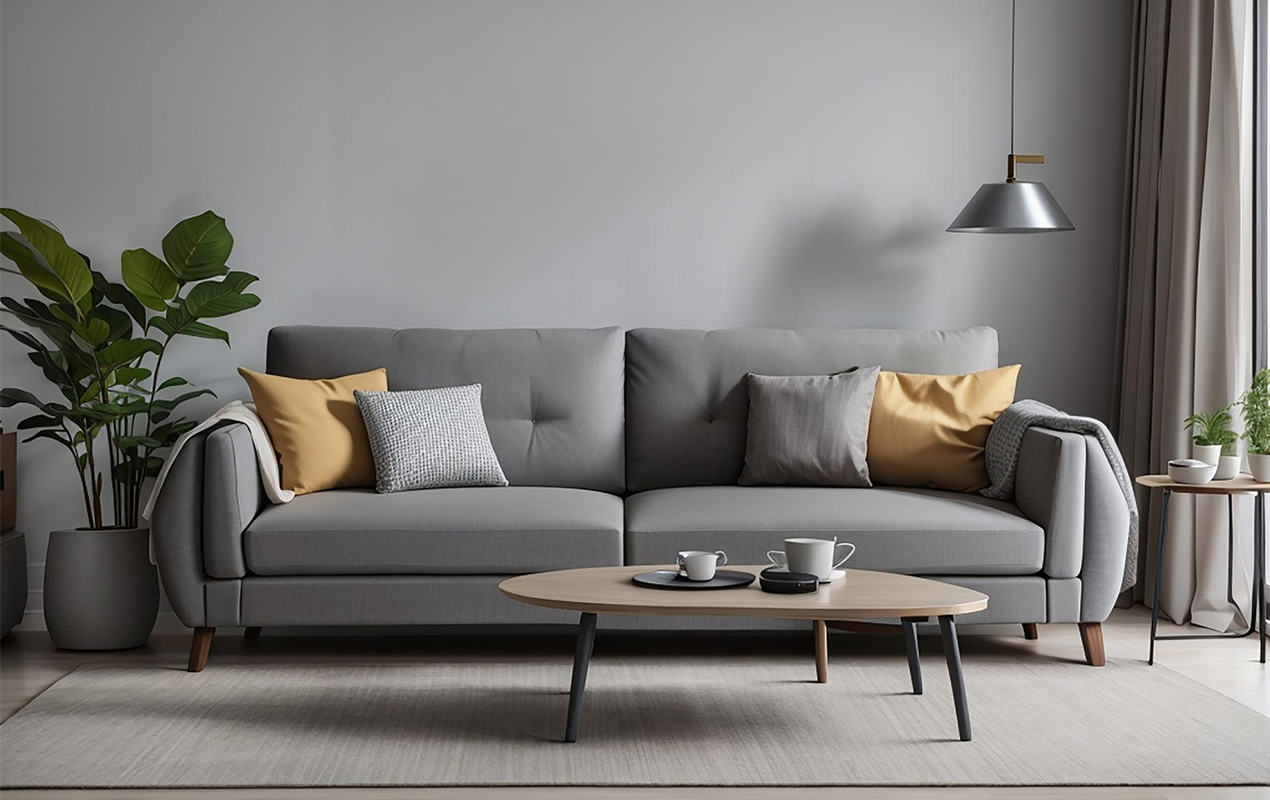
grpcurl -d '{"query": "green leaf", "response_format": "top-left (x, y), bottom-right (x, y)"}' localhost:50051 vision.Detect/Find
top-left (170, 420), bottom-right (198, 436)
top-left (161, 211), bottom-right (233, 281)
top-left (16, 414), bottom-right (62, 430)
top-left (81, 317), bottom-right (112, 347)
top-left (0, 210), bottom-right (93, 305)
top-left (1, 387), bottom-right (49, 410)
top-left (95, 337), bottom-right (162, 372)
top-left (157, 376), bottom-right (188, 390)
top-left (23, 429), bottom-right (72, 448)
top-left (183, 280), bottom-right (260, 319)
top-left (92, 271), bottom-right (148, 326)
top-left (89, 305), bottom-right (134, 346)
top-left (177, 320), bottom-right (230, 345)
top-left (121, 248), bottom-right (179, 312)
top-left (0, 233), bottom-right (69, 305)
top-left (1, 324), bottom-right (54, 359)
top-left (115, 366), bottom-right (152, 386)
top-left (147, 316), bottom-right (175, 337)
top-left (220, 270), bottom-right (259, 293)
top-left (150, 388), bottom-right (215, 411)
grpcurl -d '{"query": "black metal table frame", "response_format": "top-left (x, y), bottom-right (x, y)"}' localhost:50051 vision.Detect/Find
top-left (562, 612), bottom-right (972, 743)
top-left (1149, 490), bottom-right (1267, 665)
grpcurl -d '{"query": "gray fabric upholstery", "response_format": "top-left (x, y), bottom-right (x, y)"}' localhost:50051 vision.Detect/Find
top-left (1047, 577), bottom-right (1082, 623)
top-left (739, 368), bottom-right (878, 487)
top-left (931, 576), bottom-right (1048, 625)
top-left (203, 423), bottom-right (264, 579)
top-left (239, 575), bottom-right (578, 626)
top-left (1014, 427), bottom-right (1087, 579)
top-left (205, 580), bottom-right (242, 627)
top-left (625, 486), bottom-right (1043, 576)
top-left (233, 574), bottom-right (1050, 629)
top-left (150, 430), bottom-right (214, 626)
top-left (1010, 425), bottom-right (1131, 621)
top-left (148, 326), bottom-right (1129, 632)
top-left (267, 326), bottom-right (624, 493)
top-left (625, 327), bottom-right (999, 492)
top-left (1079, 434), bottom-right (1132, 621)
top-left (244, 487), bottom-right (623, 576)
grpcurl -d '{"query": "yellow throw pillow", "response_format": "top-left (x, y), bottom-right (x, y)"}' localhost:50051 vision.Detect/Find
top-left (866, 365), bottom-right (1020, 493)
top-left (238, 367), bottom-right (388, 495)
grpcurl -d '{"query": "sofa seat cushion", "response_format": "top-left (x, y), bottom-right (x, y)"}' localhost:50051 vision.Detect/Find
top-left (624, 486), bottom-right (1043, 576)
top-left (244, 487), bottom-right (623, 576)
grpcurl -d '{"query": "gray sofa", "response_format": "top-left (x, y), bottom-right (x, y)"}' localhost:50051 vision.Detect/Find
top-left (151, 325), bottom-right (1131, 670)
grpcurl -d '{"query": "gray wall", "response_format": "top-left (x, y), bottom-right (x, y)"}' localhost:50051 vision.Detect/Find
top-left (0, 0), bottom-right (1133, 631)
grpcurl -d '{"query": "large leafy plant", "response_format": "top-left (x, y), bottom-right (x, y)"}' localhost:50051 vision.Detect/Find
top-left (0, 209), bottom-right (259, 529)
top-left (1240, 368), bottom-right (1270, 456)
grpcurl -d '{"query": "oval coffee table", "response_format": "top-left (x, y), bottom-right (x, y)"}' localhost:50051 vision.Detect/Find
top-left (499, 565), bottom-right (988, 743)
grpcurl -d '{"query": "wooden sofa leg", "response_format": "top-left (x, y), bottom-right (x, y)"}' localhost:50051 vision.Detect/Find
top-left (1022, 623), bottom-right (1039, 640)
top-left (244, 626), bottom-right (262, 641)
top-left (188, 627), bottom-right (215, 672)
top-left (1078, 622), bottom-right (1105, 666)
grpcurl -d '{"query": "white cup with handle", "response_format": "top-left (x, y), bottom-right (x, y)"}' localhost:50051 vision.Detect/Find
top-left (677, 550), bottom-right (728, 581)
top-left (767, 537), bottom-right (855, 581)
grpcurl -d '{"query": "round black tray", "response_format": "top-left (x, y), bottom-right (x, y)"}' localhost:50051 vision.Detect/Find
top-left (631, 569), bottom-right (756, 590)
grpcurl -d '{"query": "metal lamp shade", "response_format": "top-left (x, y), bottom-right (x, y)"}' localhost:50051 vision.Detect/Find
top-left (947, 180), bottom-right (1074, 233)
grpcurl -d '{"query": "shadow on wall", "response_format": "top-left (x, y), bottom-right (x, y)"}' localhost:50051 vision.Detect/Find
top-left (749, 199), bottom-right (948, 330)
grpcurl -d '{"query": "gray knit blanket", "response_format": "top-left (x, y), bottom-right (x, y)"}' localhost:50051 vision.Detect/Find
top-left (981, 399), bottom-right (1138, 592)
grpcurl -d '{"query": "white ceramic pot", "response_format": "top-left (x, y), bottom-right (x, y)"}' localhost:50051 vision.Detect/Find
top-left (1214, 455), bottom-right (1241, 480)
top-left (1192, 443), bottom-right (1222, 466)
top-left (1248, 453), bottom-right (1270, 482)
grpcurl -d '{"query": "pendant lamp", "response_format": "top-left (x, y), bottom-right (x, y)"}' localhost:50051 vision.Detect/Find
top-left (948, 0), bottom-right (1074, 233)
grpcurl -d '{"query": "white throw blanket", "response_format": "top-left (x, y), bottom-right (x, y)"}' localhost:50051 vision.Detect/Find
top-left (141, 400), bottom-right (293, 524)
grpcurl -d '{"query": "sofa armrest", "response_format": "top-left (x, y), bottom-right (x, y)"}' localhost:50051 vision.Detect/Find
top-left (1015, 428), bottom-right (1087, 580)
top-left (151, 429), bottom-right (214, 626)
top-left (151, 422), bottom-right (262, 627)
top-left (202, 422), bottom-right (264, 579)
top-left (1014, 426), bottom-right (1132, 623)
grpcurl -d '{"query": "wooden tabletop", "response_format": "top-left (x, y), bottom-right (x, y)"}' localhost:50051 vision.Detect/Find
top-left (499, 565), bottom-right (988, 621)
top-left (1135, 474), bottom-right (1270, 494)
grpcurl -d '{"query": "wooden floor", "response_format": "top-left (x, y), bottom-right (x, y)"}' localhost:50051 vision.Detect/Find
top-left (0, 605), bottom-right (1265, 800)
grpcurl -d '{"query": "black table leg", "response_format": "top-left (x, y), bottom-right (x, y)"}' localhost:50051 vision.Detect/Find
top-left (938, 615), bottom-right (971, 742)
top-left (564, 612), bottom-right (597, 743)
top-left (901, 617), bottom-right (923, 695)
top-left (1259, 493), bottom-right (1267, 664)
top-left (1149, 490), bottom-right (1171, 665)
top-left (1152, 490), bottom-right (1265, 660)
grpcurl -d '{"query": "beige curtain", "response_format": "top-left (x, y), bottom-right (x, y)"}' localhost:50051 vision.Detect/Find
top-left (1117, 0), bottom-right (1255, 630)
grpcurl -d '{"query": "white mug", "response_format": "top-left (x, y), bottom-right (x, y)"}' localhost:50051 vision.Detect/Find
top-left (767, 537), bottom-right (855, 580)
top-left (677, 550), bottom-right (728, 581)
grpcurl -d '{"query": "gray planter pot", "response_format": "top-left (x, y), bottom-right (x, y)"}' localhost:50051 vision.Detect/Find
top-left (44, 527), bottom-right (158, 650)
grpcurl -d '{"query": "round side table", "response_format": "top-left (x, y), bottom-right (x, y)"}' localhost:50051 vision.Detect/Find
top-left (1135, 474), bottom-right (1267, 665)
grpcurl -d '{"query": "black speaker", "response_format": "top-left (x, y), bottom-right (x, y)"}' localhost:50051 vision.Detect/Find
top-left (758, 567), bottom-right (820, 594)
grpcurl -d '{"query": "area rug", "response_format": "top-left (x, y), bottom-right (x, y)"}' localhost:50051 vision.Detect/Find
top-left (2, 653), bottom-right (1268, 788)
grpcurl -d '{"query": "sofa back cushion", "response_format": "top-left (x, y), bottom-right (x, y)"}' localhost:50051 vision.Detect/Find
top-left (625, 327), bottom-right (999, 492)
top-left (266, 327), bottom-right (624, 493)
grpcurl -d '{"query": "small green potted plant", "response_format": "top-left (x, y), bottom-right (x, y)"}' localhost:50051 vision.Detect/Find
top-left (1241, 368), bottom-right (1270, 482)
top-left (1183, 405), bottom-right (1239, 478)
top-left (1, 208), bottom-right (259, 649)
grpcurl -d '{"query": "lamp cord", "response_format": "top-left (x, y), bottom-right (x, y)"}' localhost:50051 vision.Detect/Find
top-left (1010, 0), bottom-right (1016, 154)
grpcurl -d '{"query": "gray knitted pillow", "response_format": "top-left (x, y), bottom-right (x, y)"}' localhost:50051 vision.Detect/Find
top-left (354, 385), bottom-right (508, 493)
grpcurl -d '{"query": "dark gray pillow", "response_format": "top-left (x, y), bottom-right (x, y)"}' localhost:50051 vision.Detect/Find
top-left (739, 366), bottom-right (880, 487)
top-left (354, 384), bottom-right (508, 493)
